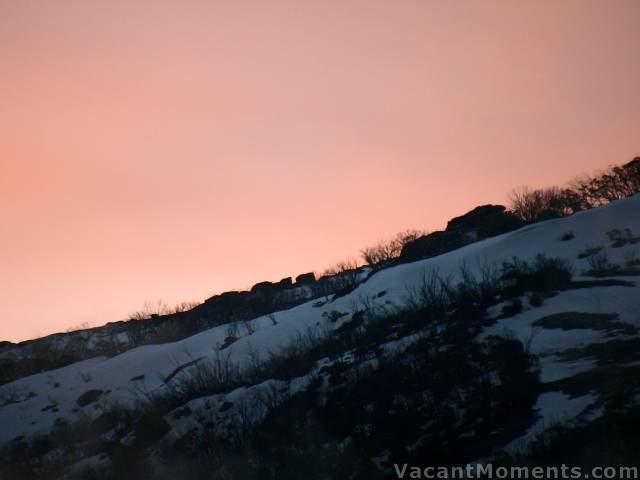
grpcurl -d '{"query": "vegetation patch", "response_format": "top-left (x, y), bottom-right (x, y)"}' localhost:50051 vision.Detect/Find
top-left (76, 389), bottom-right (105, 407)
top-left (545, 365), bottom-right (640, 408)
top-left (626, 251), bottom-right (640, 267)
top-left (577, 246), bottom-right (603, 259)
top-left (0, 254), bottom-right (620, 479)
top-left (559, 231), bottom-right (574, 241)
top-left (172, 406), bottom-right (192, 420)
top-left (220, 335), bottom-right (238, 350)
top-left (583, 267), bottom-right (640, 278)
top-left (500, 255), bottom-right (573, 297)
top-left (532, 312), bottom-right (636, 334)
top-left (528, 293), bottom-right (544, 307)
top-left (159, 335), bottom-right (540, 480)
top-left (500, 298), bottom-right (523, 318)
top-left (321, 310), bottom-right (348, 322)
top-left (163, 358), bottom-right (203, 384)
top-left (581, 249), bottom-right (640, 277)
top-left (606, 228), bottom-right (640, 248)
top-left (566, 279), bottom-right (634, 289)
top-left (557, 338), bottom-right (640, 366)
top-left (41, 403), bottom-right (58, 413)
top-left (495, 406), bottom-right (640, 467)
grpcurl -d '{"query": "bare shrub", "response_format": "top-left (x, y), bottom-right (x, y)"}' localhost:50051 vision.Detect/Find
top-left (220, 323), bottom-right (240, 350)
top-left (361, 229), bottom-right (426, 268)
top-left (128, 299), bottom-right (199, 322)
top-left (509, 158), bottom-right (639, 223)
top-left (582, 249), bottom-right (627, 277)
top-left (65, 322), bottom-right (91, 333)
top-left (147, 323), bottom-right (184, 345)
top-left (625, 249), bottom-right (640, 267)
top-left (586, 249), bottom-right (613, 272)
top-left (28, 341), bottom-right (66, 366)
top-left (128, 299), bottom-right (172, 321)
top-left (501, 255), bottom-right (573, 295)
top-left (241, 318), bottom-right (257, 336)
top-left (172, 301), bottom-right (200, 313)
top-left (509, 186), bottom-right (582, 222)
top-left (322, 258), bottom-right (362, 295)
top-left (255, 381), bottom-right (290, 412)
top-left (570, 157), bottom-right (640, 206)
top-left (404, 269), bottom-right (449, 316)
top-left (0, 385), bottom-right (22, 407)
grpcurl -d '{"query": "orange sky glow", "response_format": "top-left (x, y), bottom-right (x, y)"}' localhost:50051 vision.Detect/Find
top-left (1, 0), bottom-right (639, 342)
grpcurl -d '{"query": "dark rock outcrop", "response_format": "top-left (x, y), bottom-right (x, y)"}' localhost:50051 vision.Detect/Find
top-left (400, 231), bottom-right (469, 262)
top-left (251, 277), bottom-right (293, 293)
top-left (400, 204), bottom-right (523, 262)
top-left (295, 272), bottom-right (316, 285)
top-left (276, 277), bottom-right (293, 289)
top-left (0, 278), bottom-right (327, 386)
top-left (250, 281), bottom-right (273, 293)
top-left (446, 204), bottom-right (523, 239)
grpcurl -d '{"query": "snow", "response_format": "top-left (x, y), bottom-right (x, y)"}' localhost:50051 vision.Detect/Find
top-left (0, 194), bottom-right (639, 445)
top-left (504, 391), bottom-right (598, 454)
top-left (480, 282), bottom-right (640, 381)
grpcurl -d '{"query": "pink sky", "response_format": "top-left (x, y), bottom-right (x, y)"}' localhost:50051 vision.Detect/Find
top-left (1, 0), bottom-right (639, 342)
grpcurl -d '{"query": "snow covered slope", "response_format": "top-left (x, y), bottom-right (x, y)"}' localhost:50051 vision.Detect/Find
top-left (1, 195), bottom-right (639, 455)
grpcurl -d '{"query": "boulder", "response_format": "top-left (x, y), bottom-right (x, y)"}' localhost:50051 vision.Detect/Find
top-left (446, 204), bottom-right (523, 239)
top-left (400, 230), bottom-right (469, 262)
top-left (276, 277), bottom-right (293, 289)
top-left (295, 272), bottom-right (316, 285)
top-left (251, 277), bottom-right (293, 294)
top-left (250, 281), bottom-right (274, 293)
top-left (401, 204), bottom-right (524, 262)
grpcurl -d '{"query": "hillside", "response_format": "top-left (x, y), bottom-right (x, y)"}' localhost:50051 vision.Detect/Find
top-left (1, 195), bottom-right (640, 479)
top-left (0, 271), bottom-right (346, 386)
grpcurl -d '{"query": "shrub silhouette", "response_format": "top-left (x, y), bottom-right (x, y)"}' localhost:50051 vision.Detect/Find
top-left (361, 229), bottom-right (425, 269)
top-left (511, 157), bottom-right (640, 222)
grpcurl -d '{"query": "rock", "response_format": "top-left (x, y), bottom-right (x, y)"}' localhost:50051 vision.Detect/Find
top-left (276, 277), bottom-right (293, 289)
top-left (204, 290), bottom-right (248, 304)
top-left (250, 281), bottom-right (274, 293)
top-left (400, 230), bottom-right (469, 262)
top-left (446, 204), bottom-right (523, 239)
top-left (251, 277), bottom-right (292, 293)
top-left (401, 204), bottom-right (524, 262)
top-left (295, 272), bottom-right (316, 285)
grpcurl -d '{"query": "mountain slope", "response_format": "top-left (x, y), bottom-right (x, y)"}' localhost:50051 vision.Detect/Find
top-left (1, 195), bottom-right (639, 478)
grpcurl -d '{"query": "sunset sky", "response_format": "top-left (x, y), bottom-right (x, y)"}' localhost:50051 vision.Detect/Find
top-left (1, 0), bottom-right (639, 342)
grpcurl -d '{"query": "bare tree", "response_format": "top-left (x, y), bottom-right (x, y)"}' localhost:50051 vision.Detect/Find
top-left (127, 299), bottom-right (199, 322)
top-left (172, 301), bottom-right (200, 313)
top-left (323, 257), bottom-right (361, 294)
top-left (570, 158), bottom-right (640, 206)
top-left (509, 186), bottom-right (582, 222)
top-left (65, 321), bottom-right (91, 333)
top-left (361, 229), bottom-right (426, 268)
top-left (128, 299), bottom-right (172, 320)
